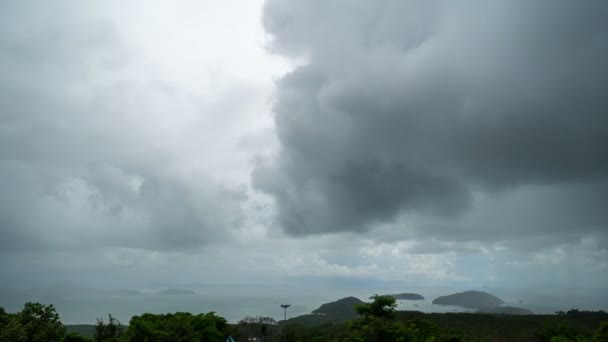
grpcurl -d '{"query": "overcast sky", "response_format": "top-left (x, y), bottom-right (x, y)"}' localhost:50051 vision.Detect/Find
top-left (1, 0), bottom-right (607, 291)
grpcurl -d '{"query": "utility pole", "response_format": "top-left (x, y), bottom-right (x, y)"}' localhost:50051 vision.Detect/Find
top-left (280, 304), bottom-right (290, 342)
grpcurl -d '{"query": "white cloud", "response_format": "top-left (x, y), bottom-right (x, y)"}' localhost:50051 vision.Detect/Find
top-left (507, 236), bottom-right (608, 271)
top-left (278, 252), bottom-right (380, 278)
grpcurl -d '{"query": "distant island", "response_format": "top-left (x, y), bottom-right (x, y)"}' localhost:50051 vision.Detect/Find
top-left (371, 293), bottom-right (424, 300)
top-left (432, 290), bottom-right (503, 309)
top-left (155, 289), bottom-right (196, 295)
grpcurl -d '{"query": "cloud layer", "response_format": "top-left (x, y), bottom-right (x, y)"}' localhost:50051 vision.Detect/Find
top-left (0, 1), bottom-right (254, 254)
top-left (1, 0), bottom-right (607, 293)
top-left (255, 0), bottom-right (608, 242)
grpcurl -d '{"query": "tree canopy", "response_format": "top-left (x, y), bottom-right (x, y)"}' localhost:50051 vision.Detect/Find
top-left (0, 302), bottom-right (66, 342)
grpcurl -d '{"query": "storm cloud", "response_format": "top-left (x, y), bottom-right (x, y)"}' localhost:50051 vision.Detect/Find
top-left (0, 1), bottom-right (248, 253)
top-left (1, 0), bottom-right (608, 295)
top-left (254, 0), bottom-right (608, 240)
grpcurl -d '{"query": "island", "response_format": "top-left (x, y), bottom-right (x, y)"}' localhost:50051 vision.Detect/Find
top-left (312, 296), bottom-right (363, 318)
top-left (370, 293), bottom-right (424, 300)
top-left (155, 289), bottom-right (196, 295)
top-left (279, 297), bottom-right (364, 326)
top-left (432, 290), bottom-right (503, 309)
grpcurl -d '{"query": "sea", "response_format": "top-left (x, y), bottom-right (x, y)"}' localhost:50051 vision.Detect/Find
top-left (1, 285), bottom-right (606, 324)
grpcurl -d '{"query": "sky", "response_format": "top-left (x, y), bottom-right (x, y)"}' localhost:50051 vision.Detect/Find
top-left (1, 0), bottom-right (607, 292)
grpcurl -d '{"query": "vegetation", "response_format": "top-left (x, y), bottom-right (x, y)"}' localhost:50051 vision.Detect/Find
top-left (236, 316), bottom-right (278, 341)
top-left (333, 295), bottom-right (485, 341)
top-left (0, 303), bottom-right (231, 342)
top-left (477, 306), bottom-right (533, 315)
top-left (370, 293), bottom-right (424, 300)
top-left (1, 299), bottom-right (607, 341)
top-left (0, 302), bottom-right (66, 342)
top-left (122, 312), bottom-right (230, 341)
top-left (94, 314), bottom-right (123, 342)
top-left (311, 297), bottom-right (363, 320)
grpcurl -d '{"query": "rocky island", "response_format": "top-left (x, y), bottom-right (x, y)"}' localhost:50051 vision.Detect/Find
top-left (371, 293), bottom-right (424, 300)
top-left (432, 290), bottom-right (503, 309)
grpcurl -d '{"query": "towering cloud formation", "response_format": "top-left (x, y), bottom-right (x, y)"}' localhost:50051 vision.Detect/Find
top-left (254, 1), bottom-right (608, 238)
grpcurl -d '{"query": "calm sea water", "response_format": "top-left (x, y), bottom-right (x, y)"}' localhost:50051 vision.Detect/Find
top-left (1, 286), bottom-right (606, 324)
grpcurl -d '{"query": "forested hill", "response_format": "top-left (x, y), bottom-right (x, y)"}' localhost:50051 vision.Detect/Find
top-left (311, 296), bottom-right (363, 318)
top-left (432, 290), bottom-right (504, 309)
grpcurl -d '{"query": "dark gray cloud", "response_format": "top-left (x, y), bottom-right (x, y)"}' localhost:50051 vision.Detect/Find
top-left (0, 1), bottom-right (245, 253)
top-left (255, 0), bottom-right (608, 238)
top-left (1, 0), bottom-right (607, 293)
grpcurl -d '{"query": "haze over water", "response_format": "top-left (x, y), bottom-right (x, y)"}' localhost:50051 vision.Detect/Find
top-left (2, 285), bottom-right (607, 324)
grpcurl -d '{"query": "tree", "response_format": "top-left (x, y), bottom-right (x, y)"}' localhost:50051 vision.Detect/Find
top-left (0, 309), bottom-right (26, 342)
top-left (550, 337), bottom-right (575, 342)
top-left (122, 311), bottom-right (229, 342)
top-left (63, 332), bottom-right (92, 342)
top-left (237, 315), bottom-right (277, 341)
top-left (537, 323), bottom-right (586, 342)
top-left (19, 302), bottom-right (66, 342)
top-left (1, 303), bottom-right (70, 342)
top-left (349, 295), bottom-right (399, 341)
top-left (595, 321), bottom-right (608, 342)
top-left (94, 314), bottom-right (123, 342)
top-left (348, 296), bottom-right (474, 341)
top-left (355, 295), bottom-right (397, 320)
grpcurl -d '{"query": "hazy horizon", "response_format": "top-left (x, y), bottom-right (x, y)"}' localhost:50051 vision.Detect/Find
top-left (3, 283), bottom-right (607, 324)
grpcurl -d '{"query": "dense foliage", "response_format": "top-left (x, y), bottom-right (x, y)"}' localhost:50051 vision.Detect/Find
top-left (0, 303), bottom-right (231, 342)
top-left (0, 302), bottom-right (66, 342)
top-left (94, 314), bottom-right (123, 342)
top-left (121, 312), bottom-right (230, 342)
